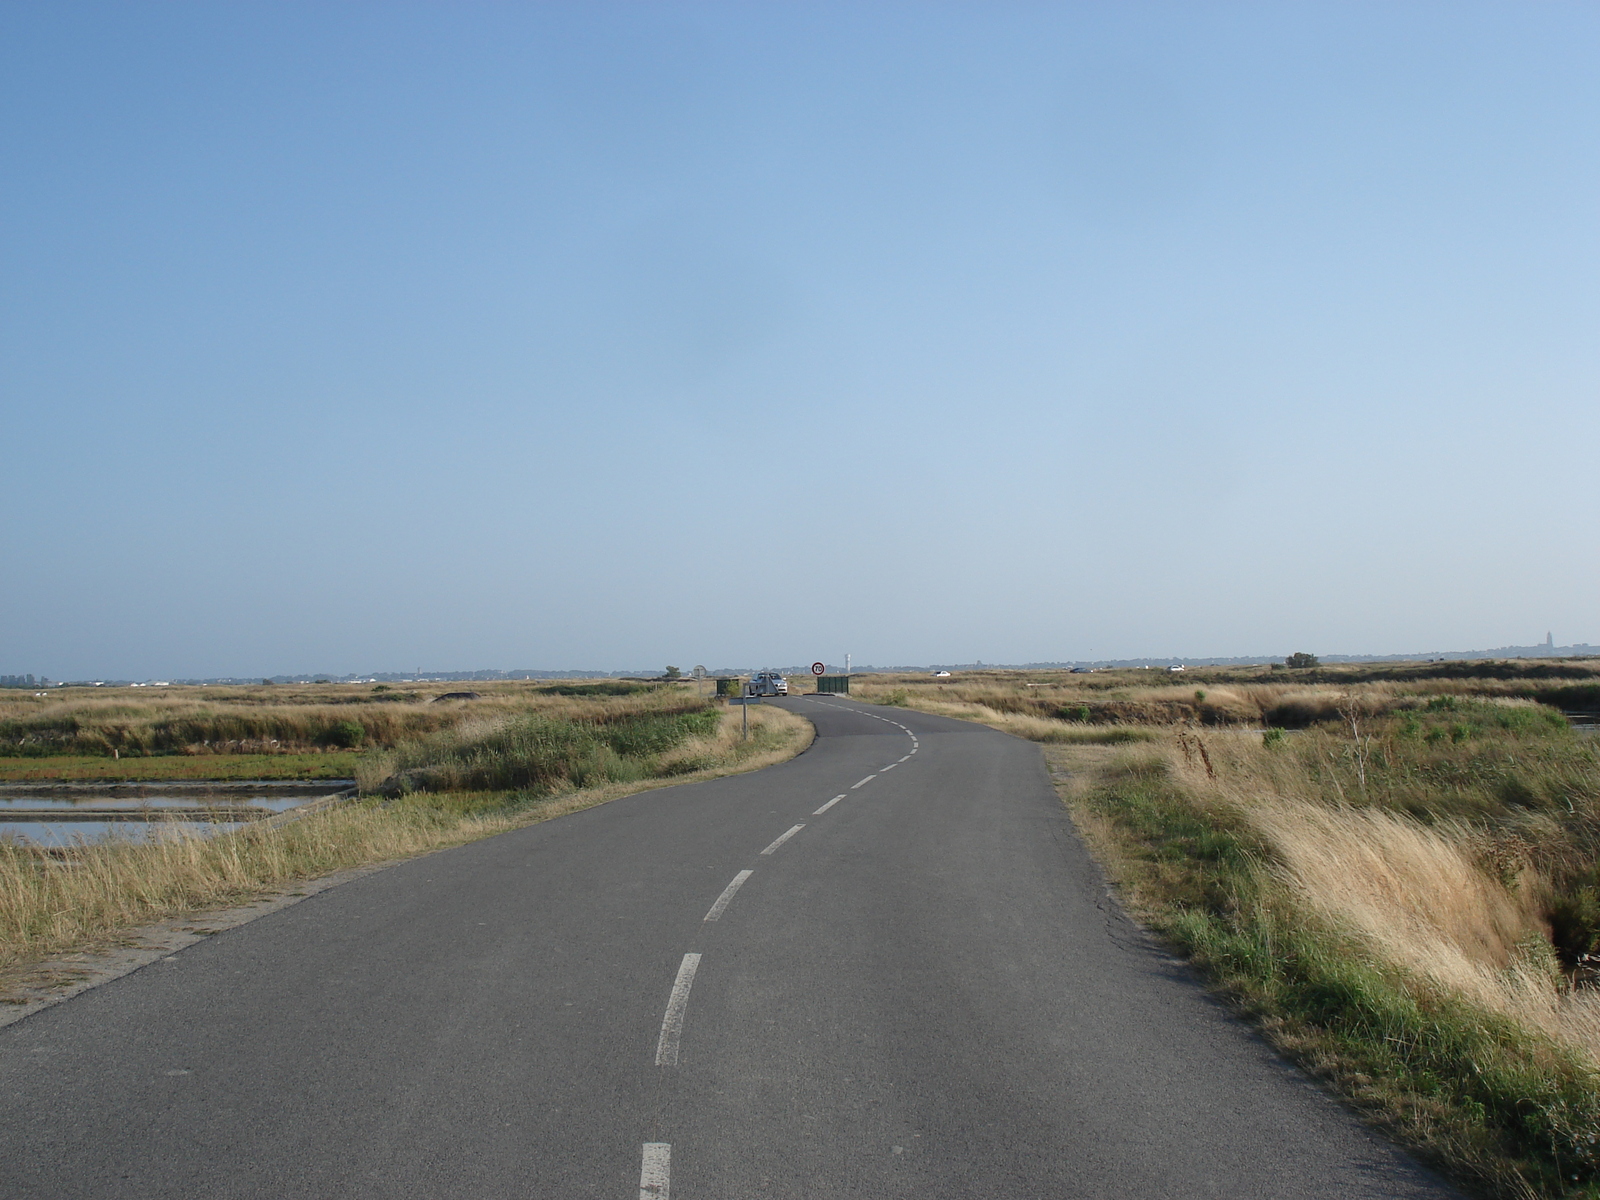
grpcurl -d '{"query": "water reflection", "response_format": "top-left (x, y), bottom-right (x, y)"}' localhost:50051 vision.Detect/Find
top-left (0, 782), bottom-right (354, 848)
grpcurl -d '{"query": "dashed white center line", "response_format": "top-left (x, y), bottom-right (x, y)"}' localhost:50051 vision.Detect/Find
top-left (850, 775), bottom-right (876, 789)
top-left (898, 755), bottom-right (910, 762)
top-left (813, 794), bottom-right (846, 815)
top-left (760, 824), bottom-right (806, 855)
top-left (654, 954), bottom-right (701, 1066)
top-left (640, 1143), bottom-right (671, 1199)
top-left (703, 870), bottom-right (753, 922)
top-left (880, 763), bottom-right (897, 771)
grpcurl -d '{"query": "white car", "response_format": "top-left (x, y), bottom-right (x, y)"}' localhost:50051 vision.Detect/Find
top-left (747, 671), bottom-right (789, 696)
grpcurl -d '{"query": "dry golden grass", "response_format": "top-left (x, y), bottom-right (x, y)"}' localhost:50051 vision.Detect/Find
top-left (1247, 796), bottom-right (1600, 1061)
top-left (851, 663), bottom-right (1600, 732)
top-left (862, 687), bottom-right (1152, 745)
top-left (0, 679), bottom-right (713, 759)
top-left (1183, 729), bottom-right (1600, 1067)
top-left (0, 703), bottom-right (810, 972)
top-left (1070, 725), bottom-right (1600, 1070)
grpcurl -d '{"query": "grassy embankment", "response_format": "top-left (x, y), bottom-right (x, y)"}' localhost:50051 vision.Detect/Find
top-left (0, 754), bottom-right (360, 781)
top-left (857, 664), bottom-right (1600, 1199)
top-left (0, 680), bottom-right (810, 978)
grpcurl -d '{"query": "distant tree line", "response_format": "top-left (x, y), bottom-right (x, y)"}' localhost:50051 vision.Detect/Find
top-left (0, 674), bottom-right (50, 688)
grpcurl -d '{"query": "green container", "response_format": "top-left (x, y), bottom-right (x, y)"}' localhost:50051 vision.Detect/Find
top-left (814, 674), bottom-right (850, 694)
top-left (715, 677), bottom-right (744, 697)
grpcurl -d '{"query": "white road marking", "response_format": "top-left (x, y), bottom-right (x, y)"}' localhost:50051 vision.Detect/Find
top-left (813, 794), bottom-right (846, 815)
top-left (851, 775), bottom-right (876, 789)
top-left (898, 755), bottom-right (910, 763)
top-left (655, 954), bottom-right (701, 1066)
top-left (880, 763), bottom-right (897, 771)
top-left (703, 870), bottom-right (753, 922)
top-left (760, 824), bottom-right (806, 855)
top-left (640, 1143), bottom-right (671, 1199)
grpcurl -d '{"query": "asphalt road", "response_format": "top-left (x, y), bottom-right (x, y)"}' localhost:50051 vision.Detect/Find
top-left (0, 697), bottom-right (1458, 1199)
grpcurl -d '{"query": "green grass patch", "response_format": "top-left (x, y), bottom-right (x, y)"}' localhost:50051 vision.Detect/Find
top-left (0, 753), bottom-right (359, 782)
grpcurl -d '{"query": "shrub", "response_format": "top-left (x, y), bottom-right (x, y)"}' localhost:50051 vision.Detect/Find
top-left (324, 720), bottom-right (366, 749)
top-left (536, 682), bottom-right (652, 697)
top-left (1286, 652), bottom-right (1320, 669)
top-left (377, 703), bottom-right (721, 796)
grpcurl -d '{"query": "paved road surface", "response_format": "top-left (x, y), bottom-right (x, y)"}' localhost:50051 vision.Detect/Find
top-left (0, 698), bottom-right (1457, 1198)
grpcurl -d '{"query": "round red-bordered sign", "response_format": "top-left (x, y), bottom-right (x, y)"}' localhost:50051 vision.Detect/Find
top-left (811, 662), bottom-right (826, 675)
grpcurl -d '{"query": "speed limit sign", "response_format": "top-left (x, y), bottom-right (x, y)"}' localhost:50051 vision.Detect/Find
top-left (811, 662), bottom-right (825, 675)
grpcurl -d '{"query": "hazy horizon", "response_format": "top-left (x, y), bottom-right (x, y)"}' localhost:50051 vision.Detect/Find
top-left (5, 3), bottom-right (1596, 680)
top-left (15, 634), bottom-right (1598, 686)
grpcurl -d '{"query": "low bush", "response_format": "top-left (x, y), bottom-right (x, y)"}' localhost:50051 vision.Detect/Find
top-left (375, 703), bottom-right (722, 796)
top-left (322, 720), bottom-right (366, 748)
top-left (534, 682), bottom-right (655, 697)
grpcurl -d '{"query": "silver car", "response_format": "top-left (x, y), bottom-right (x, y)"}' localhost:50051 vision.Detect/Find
top-left (747, 671), bottom-right (789, 696)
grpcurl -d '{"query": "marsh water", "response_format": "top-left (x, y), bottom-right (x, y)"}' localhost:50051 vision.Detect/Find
top-left (0, 781), bottom-right (353, 847)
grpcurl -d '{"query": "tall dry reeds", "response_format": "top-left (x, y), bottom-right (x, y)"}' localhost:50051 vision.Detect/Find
top-left (0, 802), bottom-right (513, 969)
top-left (1242, 796), bottom-right (1600, 1060)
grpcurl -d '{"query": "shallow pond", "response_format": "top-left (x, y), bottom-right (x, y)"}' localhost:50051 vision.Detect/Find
top-left (0, 781), bottom-right (353, 848)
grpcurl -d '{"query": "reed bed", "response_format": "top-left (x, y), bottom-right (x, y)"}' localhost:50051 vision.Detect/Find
top-left (852, 661), bottom-right (1600, 731)
top-left (0, 801), bottom-right (516, 968)
top-left (0, 680), bottom-right (688, 759)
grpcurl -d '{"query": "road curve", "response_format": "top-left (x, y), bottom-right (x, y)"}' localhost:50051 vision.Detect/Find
top-left (0, 698), bottom-right (1457, 1198)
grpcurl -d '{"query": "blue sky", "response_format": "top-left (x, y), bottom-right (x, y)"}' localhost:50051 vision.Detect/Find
top-left (3, 2), bottom-right (1596, 678)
